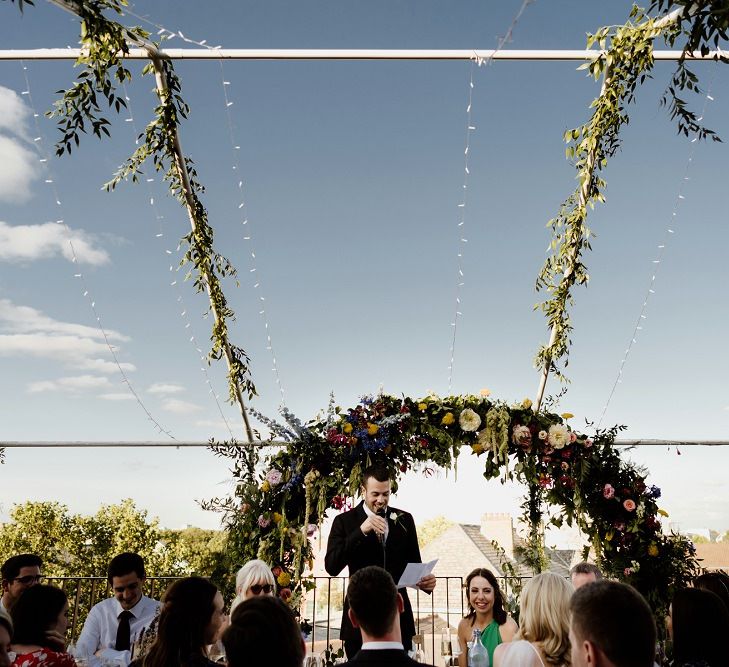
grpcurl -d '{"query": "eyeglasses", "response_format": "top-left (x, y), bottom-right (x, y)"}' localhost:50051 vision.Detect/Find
top-left (14, 574), bottom-right (44, 585)
top-left (249, 583), bottom-right (273, 595)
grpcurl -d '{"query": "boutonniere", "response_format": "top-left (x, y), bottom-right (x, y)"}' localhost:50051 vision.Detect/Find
top-left (389, 511), bottom-right (406, 531)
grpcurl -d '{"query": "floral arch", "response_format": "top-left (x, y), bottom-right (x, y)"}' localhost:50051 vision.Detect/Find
top-left (212, 392), bottom-right (699, 616)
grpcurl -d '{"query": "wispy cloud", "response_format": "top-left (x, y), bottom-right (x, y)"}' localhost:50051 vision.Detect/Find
top-left (0, 86), bottom-right (40, 203)
top-left (0, 298), bottom-right (135, 374)
top-left (148, 382), bottom-right (185, 395)
top-left (0, 221), bottom-right (110, 265)
top-left (162, 398), bottom-right (202, 414)
top-left (99, 392), bottom-right (135, 401)
top-left (28, 374), bottom-right (113, 393)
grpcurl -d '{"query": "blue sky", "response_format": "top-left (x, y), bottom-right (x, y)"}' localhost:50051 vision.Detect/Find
top-left (0, 1), bottom-right (727, 536)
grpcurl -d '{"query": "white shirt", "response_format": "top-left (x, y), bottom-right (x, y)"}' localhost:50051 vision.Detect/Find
top-left (76, 595), bottom-right (160, 667)
top-left (361, 642), bottom-right (404, 651)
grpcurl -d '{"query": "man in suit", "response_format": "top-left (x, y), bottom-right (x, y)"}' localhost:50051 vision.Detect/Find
top-left (341, 566), bottom-right (434, 667)
top-left (325, 464), bottom-right (436, 658)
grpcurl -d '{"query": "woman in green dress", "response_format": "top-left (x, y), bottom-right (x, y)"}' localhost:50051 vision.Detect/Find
top-left (457, 568), bottom-right (518, 665)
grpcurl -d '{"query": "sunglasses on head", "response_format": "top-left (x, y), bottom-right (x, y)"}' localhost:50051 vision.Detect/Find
top-left (249, 583), bottom-right (273, 595)
top-left (14, 574), bottom-right (44, 585)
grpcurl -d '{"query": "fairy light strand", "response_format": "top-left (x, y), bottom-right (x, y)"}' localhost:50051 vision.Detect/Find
top-left (19, 61), bottom-right (175, 439)
top-left (120, 81), bottom-right (237, 439)
top-left (120, 7), bottom-right (287, 406)
top-left (596, 84), bottom-right (716, 428)
top-left (447, 0), bottom-right (536, 392)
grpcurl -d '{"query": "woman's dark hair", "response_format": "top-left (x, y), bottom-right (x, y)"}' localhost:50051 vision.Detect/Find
top-left (672, 587), bottom-right (729, 666)
top-left (223, 596), bottom-right (303, 667)
top-left (464, 568), bottom-right (507, 625)
top-left (142, 577), bottom-right (218, 667)
top-left (10, 585), bottom-right (67, 647)
top-left (694, 571), bottom-right (729, 613)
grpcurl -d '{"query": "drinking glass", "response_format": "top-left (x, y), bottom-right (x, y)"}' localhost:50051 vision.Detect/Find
top-left (208, 640), bottom-right (226, 663)
top-left (304, 655), bottom-right (322, 667)
top-left (440, 631), bottom-right (453, 666)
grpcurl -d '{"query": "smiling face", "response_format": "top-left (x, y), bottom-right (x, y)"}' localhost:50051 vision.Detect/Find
top-left (112, 573), bottom-right (144, 610)
top-left (361, 477), bottom-right (391, 514)
top-left (468, 575), bottom-right (496, 617)
top-left (3, 565), bottom-right (42, 607)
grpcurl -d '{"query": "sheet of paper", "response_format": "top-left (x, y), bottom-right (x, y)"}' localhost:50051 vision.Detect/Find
top-left (397, 558), bottom-right (438, 589)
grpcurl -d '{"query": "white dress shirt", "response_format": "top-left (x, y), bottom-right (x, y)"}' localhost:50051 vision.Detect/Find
top-left (76, 595), bottom-right (160, 666)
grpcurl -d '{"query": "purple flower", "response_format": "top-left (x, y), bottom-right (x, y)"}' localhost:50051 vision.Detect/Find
top-left (265, 469), bottom-right (283, 486)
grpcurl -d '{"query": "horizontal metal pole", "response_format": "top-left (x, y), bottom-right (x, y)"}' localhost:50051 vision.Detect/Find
top-left (0, 439), bottom-right (726, 447)
top-left (0, 48), bottom-right (725, 62)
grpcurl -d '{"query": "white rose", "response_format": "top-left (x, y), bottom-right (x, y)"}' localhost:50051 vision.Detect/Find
top-left (459, 408), bottom-right (482, 432)
top-left (547, 424), bottom-right (570, 449)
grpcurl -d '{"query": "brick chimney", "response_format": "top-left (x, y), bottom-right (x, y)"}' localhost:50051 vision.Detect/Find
top-left (481, 513), bottom-right (514, 560)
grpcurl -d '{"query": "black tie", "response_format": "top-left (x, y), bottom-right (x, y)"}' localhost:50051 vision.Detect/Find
top-left (115, 610), bottom-right (133, 651)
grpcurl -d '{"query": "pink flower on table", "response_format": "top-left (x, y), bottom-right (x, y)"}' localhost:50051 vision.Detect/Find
top-left (603, 483), bottom-right (615, 499)
top-left (623, 499), bottom-right (637, 512)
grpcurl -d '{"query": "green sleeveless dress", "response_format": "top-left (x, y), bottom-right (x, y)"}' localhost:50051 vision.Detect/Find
top-left (478, 619), bottom-right (502, 664)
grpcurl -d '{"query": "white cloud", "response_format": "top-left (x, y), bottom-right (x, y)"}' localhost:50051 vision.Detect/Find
top-left (99, 392), bottom-right (136, 401)
top-left (0, 298), bottom-right (134, 375)
top-left (0, 86), bottom-right (40, 203)
top-left (0, 221), bottom-right (110, 265)
top-left (28, 374), bottom-right (113, 393)
top-left (148, 382), bottom-right (186, 395)
top-left (162, 398), bottom-right (202, 414)
top-left (194, 419), bottom-right (235, 430)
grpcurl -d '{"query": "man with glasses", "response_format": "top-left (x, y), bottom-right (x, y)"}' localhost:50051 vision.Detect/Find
top-left (0, 554), bottom-right (43, 614)
top-left (76, 552), bottom-right (160, 666)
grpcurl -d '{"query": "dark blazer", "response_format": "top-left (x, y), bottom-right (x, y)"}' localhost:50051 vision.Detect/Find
top-left (325, 502), bottom-right (425, 648)
top-left (342, 648), bottom-right (434, 667)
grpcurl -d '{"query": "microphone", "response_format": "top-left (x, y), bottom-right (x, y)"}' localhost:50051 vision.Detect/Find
top-left (376, 508), bottom-right (387, 545)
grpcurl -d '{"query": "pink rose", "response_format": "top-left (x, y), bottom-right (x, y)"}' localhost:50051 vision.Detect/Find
top-left (512, 425), bottom-right (532, 448)
top-left (265, 469), bottom-right (283, 486)
top-left (624, 567), bottom-right (633, 576)
top-left (603, 483), bottom-right (615, 499)
top-left (623, 499), bottom-right (636, 512)
top-left (584, 438), bottom-right (593, 448)
top-left (257, 515), bottom-right (271, 528)
top-left (569, 432), bottom-right (577, 443)
top-left (279, 587), bottom-right (292, 602)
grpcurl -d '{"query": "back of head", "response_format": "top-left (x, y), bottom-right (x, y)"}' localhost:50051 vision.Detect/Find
top-left (1, 555), bottom-right (42, 583)
top-left (231, 560), bottom-right (275, 612)
top-left (9, 584), bottom-right (67, 647)
top-left (347, 566), bottom-right (398, 638)
top-left (143, 577), bottom-right (218, 667)
top-left (518, 573), bottom-right (572, 666)
top-left (693, 572), bottom-right (729, 613)
top-left (108, 552), bottom-right (146, 582)
top-left (223, 596), bottom-right (303, 667)
top-left (672, 587), bottom-right (729, 666)
top-left (571, 580), bottom-right (655, 667)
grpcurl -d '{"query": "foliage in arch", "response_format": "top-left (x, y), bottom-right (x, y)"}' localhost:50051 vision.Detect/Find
top-left (209, 393), bottom-right (698, 615)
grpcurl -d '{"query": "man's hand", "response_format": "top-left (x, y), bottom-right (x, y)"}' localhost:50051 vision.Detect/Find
top-left (360, 514), bottom-right (387, 538)
top-left (417, 574), bottom-right (436, 593)
top-left (44, 630), bottom-right (65, 651)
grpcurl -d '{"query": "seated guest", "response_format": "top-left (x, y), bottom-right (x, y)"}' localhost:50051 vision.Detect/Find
top-left (1, 555), bottom-right (43, 614)
top-left (693, 571), bottom-right (729, 613)
top-left (569, 562), bottom-right (602, 590)
top-left (222, 596), bottom-right (303, 667)
top-left (341, 565), bottom-right (435, 666)
top-left (569, 579), bottom-right (655, 667)
top-left (131, 577), bottom-right (224, 667)
top-left (229, 560), bottom-right (275, 613)
top-left (494, 572), bottom-right (572, 667)
top-left (1, 610), bottom-right (13, 667)
top-left (457, 568), bottom-right (518, 666)
top-left (9, 584), bottom-right (75, 667)
top-left (76, 553), bottom-right (159, 666)
top-left (668, 587), bottom-right (729, 667)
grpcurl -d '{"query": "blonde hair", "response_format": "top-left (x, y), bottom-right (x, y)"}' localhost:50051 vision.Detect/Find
top-left (230, 559), bottom-right (276, 613)
top-left (515, 572), bottom-right (573, 666)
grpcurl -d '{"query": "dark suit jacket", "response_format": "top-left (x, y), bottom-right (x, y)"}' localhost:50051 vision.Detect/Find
top-left (325, 502), bottom-right (424, 648)
top-left (341, 648), bottom-right (433, 667)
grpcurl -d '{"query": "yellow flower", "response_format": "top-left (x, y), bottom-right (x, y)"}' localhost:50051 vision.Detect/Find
top-left (273, 512), bottom-right (283, 524)
top-left (277, 571), bottom-right (291, 587)
top-left (521, 398), bottom-right (533, 410)
top-left (648, 543), bottom-right (659, 557)
top-left (441, 413), bottom-right (455, 426)
top-left (480, 388), bottom-right (491, 397)
top-left (418, 403), bottom-right (427, 412)
top-left (261, 480), bottom-right (271, 493)
top-left (561, 412), bottom-right (574, 420)
top-left (367, 423), bottom-right (379, 436)
top-left (471, 443), bottom-right (485, 455)
top-left (343, 423), bottom-right (353, 434)
top-left (657, 508), bottom-right (669, 517)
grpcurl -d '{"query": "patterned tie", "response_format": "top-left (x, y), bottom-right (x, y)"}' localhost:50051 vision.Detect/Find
top-left (115, 610), bottom-right (133, 651)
